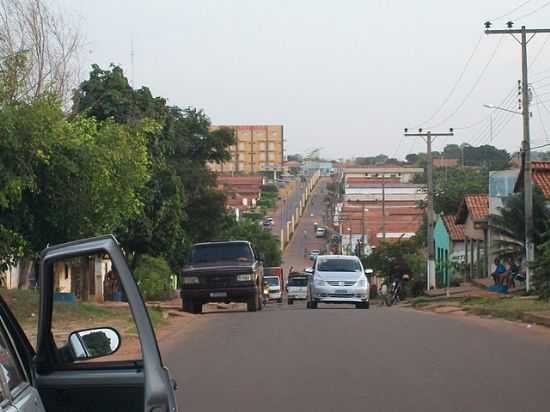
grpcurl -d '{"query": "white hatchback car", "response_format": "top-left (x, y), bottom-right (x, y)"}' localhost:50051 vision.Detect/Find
top-left (306, 255), bottom-right (370, 309)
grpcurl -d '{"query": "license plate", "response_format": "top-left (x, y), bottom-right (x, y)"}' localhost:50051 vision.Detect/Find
top-left (210, 292), bottom-right (227, 298)
top-left (335, 289), bottom-right (348, 295)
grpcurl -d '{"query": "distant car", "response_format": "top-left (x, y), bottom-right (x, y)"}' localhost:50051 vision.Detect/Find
top-left (315, 227), bottom-right (326, 238)
top-left (286, 274), bottom-right (309, 304)
top-left (306, 255), bottom-right (370, 309)
top-left (264, 275), bottom-right (283, 303)
top-left (265, 217), bottom-right (274, 224)
top-left (309, 249), bottom-right (321, 260)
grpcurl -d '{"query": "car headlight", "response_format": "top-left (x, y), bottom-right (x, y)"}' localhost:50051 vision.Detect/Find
top-left (355, 278), bottom-right (367, 288)
top-left (237, 274), bottom-right (254, 282)
top-left (314, 278), bottom-right (326, 287)
top-left (182, 276), bottom-right (199, 284)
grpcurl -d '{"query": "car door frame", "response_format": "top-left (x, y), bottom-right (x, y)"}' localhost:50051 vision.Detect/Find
top-left (34, 235), bottom-right (176, 412)
top-left (0, 302), bottom-right (45, 412)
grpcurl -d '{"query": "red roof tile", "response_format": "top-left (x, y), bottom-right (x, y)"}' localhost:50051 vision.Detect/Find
top-left (455, 194), bottom-right (489, 224)
top-left (442, 215), bottom-right (465, 241)
top-left (433, 158), bottom-right (458, 168)
top-left (531, 161), bottom-right (550, 198)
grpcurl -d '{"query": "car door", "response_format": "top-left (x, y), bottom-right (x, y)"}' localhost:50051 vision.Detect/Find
top-left (0, 301), bottom-right (45, 412)
top-left (34, 235), bottom-right (177, 412)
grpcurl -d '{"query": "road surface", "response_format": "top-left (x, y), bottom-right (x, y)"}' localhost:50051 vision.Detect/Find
top-left (162, 176), bottom-right (550, 411)
top-left (162, 303), bottom-right (550, 412)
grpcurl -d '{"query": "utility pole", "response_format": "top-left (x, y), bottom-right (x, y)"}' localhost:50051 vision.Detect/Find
top-left (381, 176), bottom-right (386, 241)
top-left (485, 22), bottom-right (550, 291)
top-left (404, 128), bottom-right (454, 290)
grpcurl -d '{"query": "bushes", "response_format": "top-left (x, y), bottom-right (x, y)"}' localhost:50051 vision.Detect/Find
top-left (134, 255), bottom-right (176, 301)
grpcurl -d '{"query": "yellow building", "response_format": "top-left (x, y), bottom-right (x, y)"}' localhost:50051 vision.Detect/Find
top-left (209, 125), bottom-right (284, 174)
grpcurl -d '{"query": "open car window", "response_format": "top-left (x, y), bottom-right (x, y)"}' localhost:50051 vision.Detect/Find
top-left (50, 253), bottom-right (143, 364)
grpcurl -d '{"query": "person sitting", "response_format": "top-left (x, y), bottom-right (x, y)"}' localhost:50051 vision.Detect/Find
top-left (491, 258), bottom-right (506, 286)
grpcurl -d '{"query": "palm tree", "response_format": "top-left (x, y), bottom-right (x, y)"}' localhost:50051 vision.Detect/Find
top-left (490, 188), bottom-right (550, 260)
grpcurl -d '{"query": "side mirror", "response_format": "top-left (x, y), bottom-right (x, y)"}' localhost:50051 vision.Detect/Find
top-left (304, 267), bottom-right (314, 274)
top-left (365, 268), bottom-right (374, 275)
top-left (68, 327), bottom-right (121, 360)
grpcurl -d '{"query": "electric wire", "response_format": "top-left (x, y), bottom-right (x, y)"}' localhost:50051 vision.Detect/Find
top-left (429, 36), bottom-right (505, 128)
top-left (514, 0), bottom-right (550, 20)
top-left (416, 33), bottom-right (484, 127)
top-left (491, 0), bottom-right (535, 21)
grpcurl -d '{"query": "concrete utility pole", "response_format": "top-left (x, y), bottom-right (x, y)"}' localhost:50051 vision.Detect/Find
top-left (381, 176), bottom-right (386, 241)
top-left (404, 128), bottom-right (454, 290)
top-left (485, 22), bottom-right (550, 291)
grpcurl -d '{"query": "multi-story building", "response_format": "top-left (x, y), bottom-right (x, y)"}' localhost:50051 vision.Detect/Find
top-left (209, 125), bottom-right (284, 174)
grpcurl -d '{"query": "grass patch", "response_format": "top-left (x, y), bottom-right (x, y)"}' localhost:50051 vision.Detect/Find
top-left (412, 293), bottom-right (550, 322)
top-left (463, 296), bottom-right (550, 321)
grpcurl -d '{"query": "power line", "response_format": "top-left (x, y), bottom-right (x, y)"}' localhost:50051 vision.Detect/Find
top-left (416, 33), bottom-right (484, 127)
top-left (529, 34), bottom-right (550, 66)
top-left (514, 0), bottom-right (550, 20)
top-left (454, 85), bottom-right (516, 131)
top-left (429, 36), bottom-right (505, 128)
top-left (533, 89), bottom-right (550, 140)
top-left (491, 0), bottom-right (535, 21)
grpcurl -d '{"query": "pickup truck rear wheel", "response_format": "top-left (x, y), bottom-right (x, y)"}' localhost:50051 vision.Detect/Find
top-left (182, 300), bottom-right (194, 313)
top-left (288, 299), bottom-right (294, 305)
top-left (192, 301), bottom-right (203, 314)
top-left (247, 294), bottom-right (259, 312)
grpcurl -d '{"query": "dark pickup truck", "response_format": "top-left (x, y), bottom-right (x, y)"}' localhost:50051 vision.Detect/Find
top-left (180, 241), bottom-right (264, 314)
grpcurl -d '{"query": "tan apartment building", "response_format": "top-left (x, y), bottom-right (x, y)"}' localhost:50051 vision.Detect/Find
top-left (209, 125), bottom-right (284, 174)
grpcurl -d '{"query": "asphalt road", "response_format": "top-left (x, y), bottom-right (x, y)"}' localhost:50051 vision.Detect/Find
top-left (281, 177), bottom-right (329, 276)
top-left (162, 176), bottom-right (550, 411)
top-left (163, 303), bottom-right (550, 412)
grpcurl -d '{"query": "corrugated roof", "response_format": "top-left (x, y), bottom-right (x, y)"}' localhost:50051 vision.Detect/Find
top-left (442, 215), bottom-right (465, 241)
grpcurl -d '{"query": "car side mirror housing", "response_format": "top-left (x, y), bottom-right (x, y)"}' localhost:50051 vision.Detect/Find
top-left (68, 327), bottom-right (121, 360)
top-left (305, 267), bottom-right (314, 274)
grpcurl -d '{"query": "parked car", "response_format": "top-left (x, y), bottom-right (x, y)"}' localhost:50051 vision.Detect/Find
top-left (309, 249), bottom-right (321, 260)
top-left (180, 241), bottom-right (264, 313)
top-left (306, 255), bottom-right (370, 309)
top-left (286, 273), bottom-right (309, 304)
top-left (0, 235), bottom-right (177, 412)
top-left (315, 227), bottom-right (326, 238)
top-left (264, 267), bottom-right (284, 292)
top-left (264, 275), bottom-right (283, 303)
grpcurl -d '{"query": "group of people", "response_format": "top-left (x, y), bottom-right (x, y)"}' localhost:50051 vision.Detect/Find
top-left (491, 258), bottom-right (524, 289)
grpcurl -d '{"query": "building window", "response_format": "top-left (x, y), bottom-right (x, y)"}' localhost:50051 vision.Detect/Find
top-left (238, 143), bottom-right (245, 151)
top-left (269, 152), bottom-right (275, 160)
top-left (269, 142), bottom-right (275, 150)
top-left (259, 142), bottom-right (266, 150)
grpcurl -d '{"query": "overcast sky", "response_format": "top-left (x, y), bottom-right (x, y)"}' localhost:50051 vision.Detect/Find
top-left (63, 0), bottom-right (550, 160)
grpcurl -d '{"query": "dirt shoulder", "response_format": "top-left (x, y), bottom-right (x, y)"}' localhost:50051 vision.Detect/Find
top-left (405, 294), bottom-right (550, 342)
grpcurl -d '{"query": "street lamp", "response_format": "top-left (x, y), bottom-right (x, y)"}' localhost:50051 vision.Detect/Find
top-left (482, 104), bottom-right (521, 142)
top-left (483, 104), bottom-right (521, 115)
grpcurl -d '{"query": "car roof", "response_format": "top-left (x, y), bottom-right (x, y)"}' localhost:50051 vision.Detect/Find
top-left (317, 254), bottom-right (360, 260)
top-left (193, 240), bottom-right (251, 247)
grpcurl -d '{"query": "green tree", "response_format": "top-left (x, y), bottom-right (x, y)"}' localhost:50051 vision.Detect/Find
top-left (415, 167), bottom-right (488, 215)
top-left (134, 255), bottom-right (175, 301)
top-left (0, 92), bottom-right (62, 269)
top-left (222, 220), bottom-right (282, 267)
top-left (491, 188), bottom-right (550, 259)
top-left (16, 115), bottom-right (150, 251)
top-left (73, 65), bottom-right (234, 269)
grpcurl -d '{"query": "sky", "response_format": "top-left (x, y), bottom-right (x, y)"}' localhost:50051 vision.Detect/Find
top-left (62, 0), bottom-right (550, 160)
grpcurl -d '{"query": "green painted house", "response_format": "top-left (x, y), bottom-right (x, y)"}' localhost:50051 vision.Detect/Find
top-left (434, 215), bottom-right (465, 288)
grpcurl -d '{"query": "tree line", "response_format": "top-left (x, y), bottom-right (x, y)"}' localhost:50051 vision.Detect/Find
top-left (0, 1), bottom-right (281, 291)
